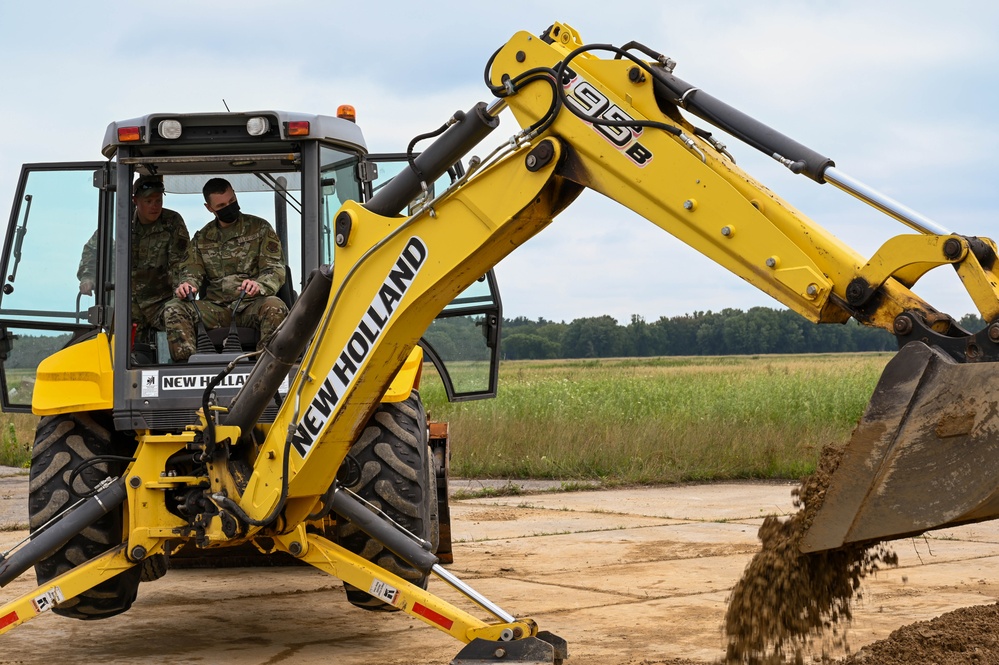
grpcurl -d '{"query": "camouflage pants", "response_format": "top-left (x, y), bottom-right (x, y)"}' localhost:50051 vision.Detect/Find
top-left (132, 299), bottom-right (175, 343)
top-left (161, 296), bottom-right (288, 362)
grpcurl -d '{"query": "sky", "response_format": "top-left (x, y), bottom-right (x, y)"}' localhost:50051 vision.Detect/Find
top-left (1, 1), bottom-right (997, 325)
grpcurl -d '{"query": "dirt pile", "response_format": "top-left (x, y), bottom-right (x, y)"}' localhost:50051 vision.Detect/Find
top-left (840, 602), bottom-right (999, 664)
top-left (724, 445), bottom-right (898, 663)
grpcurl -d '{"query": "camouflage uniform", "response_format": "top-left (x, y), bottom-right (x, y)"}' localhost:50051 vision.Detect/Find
top-left (77, 229), bottom-right (99, 287)
top-left (133, 209), bottom-right (190, 339)
top-left (77, 209), bottom-right (189, 340)
top-left (163, 212), bottom-right (287, 361)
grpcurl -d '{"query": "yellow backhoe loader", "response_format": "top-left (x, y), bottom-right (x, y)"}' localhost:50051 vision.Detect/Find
top-left (1, 21), bottom-right (998, 664)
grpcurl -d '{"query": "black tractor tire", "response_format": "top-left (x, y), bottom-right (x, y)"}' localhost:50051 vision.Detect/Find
top-left (337, 392), bottom-right (433, 611)
top-left (28, 412), bottom-right (141, 619)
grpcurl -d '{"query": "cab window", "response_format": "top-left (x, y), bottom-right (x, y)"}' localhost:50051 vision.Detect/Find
top-left (319, 146), bottom-right (362, 266)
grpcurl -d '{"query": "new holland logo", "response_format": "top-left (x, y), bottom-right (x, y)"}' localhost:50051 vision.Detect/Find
top-left (290, 236), bottom-right (428, 458)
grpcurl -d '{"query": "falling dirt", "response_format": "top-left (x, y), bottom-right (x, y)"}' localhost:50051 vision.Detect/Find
top-left (724, 445), bottom-right (898, 663)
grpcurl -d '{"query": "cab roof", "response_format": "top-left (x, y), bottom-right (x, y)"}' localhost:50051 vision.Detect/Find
top-left (102, 110), bottom-right (367, 159)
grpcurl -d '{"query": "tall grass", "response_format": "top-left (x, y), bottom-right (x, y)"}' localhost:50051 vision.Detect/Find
top-left (0, 413), bottom-right (35, 468)
top-left (421, 353), bottom-right (891, 484)
top-left (0, 353), bottom-right (892, 481)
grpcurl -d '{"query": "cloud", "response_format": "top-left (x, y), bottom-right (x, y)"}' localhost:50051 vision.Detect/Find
top-left (0, 1), bottom-right (995, 327)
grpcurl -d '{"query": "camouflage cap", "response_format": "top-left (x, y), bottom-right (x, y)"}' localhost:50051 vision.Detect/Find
top-left (132, 175), bottom-right (164, 198)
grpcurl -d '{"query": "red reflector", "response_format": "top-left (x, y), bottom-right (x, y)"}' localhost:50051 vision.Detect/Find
top-left (117, 126), bottom-right (142, 142)
top-left (287, 121), bottom-right (310, 136)
top-left (337, 105), bottom-right (356, 122)
top-left (412, 602), bottom-right (454, 630)
top-left (0, 610), bottom-right (18, 629)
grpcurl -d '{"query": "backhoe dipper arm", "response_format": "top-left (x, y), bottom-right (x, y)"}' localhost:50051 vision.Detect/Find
top-left (228, 22), bottom-right (999, 533)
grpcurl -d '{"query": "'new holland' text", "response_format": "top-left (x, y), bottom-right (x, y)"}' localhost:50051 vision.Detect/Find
top-left (290, 236), bottom-right (428, 458)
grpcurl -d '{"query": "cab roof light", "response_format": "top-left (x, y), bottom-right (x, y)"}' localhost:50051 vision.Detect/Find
top-left (286, 120), bottom-right (310, 136)
top-left (157, 119), bottom-right (182, 140)
top-left (337, 105), bottom-right (356, 122)
top-left (117, 126), bottom-right (143, 142)
top-left (246, 116), bottom-right (270, 136)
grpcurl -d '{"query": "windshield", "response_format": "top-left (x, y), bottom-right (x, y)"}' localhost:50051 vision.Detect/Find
top-left (158, 171), bottom-right (303, 291)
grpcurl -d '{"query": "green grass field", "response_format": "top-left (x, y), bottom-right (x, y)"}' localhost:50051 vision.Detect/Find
top-left (0, 353), bottom-right (893, 483)
top-left (420, 353), bottom-right (892, 484)
top-left (0, 415), bottom-right (34, 468)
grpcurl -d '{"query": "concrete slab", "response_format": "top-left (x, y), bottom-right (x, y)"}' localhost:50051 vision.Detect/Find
top-left (1, 480), bottom-right (999, 664)
top-left (450, 523), bottom-right (761, 581)
top-left (450, 478), bottom-right (601, 494)
top-left (449, 504), bottom-right (681, 542)
top-left (460, 482), bottom-right (799, 521)
top-left (0, 474), bottom-right (27, 531)
top-left (892, 536), bottom-right (999, 567)
top-left (927, 521), bottom-right (999, 544)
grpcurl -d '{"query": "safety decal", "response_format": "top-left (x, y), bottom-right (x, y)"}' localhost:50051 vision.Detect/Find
top-left (31, 587), bottom-right (64, 614)
top-left (141, 370), bottom-right (159, 398)
top-left (369, 579), bottom-right (401, 606)
top-left (413, 602), bottom-right (454, 630)
top-left (0, 610), bottom-right (17, 629)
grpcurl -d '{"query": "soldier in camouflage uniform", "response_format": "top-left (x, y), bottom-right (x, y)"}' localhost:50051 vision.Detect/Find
top-left (76, 230), bottom-right (100, 296)
top-left (163, 177), bottom-right (288, 362)
top-left (77, 175), bottom-right (190, 343)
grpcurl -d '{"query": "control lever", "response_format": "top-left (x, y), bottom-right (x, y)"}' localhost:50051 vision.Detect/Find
top-left (186, 292), bottom-right (218, 354)
top-left (221, 290), bottom-right (246, 353)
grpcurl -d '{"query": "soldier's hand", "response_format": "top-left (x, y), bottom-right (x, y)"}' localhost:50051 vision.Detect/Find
top-left (175, 282), bottom-right (197, 299)
top-left (79, 279), bottom-right (94, 296)
top-left (240, 279), bottom-right (261, 297)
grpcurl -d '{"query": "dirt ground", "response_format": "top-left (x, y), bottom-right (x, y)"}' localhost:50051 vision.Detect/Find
top-left (2, 471), bottom-right (999, 664)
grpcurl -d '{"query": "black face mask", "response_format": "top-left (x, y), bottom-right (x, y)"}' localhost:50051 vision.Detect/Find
top-left (216, 200), bottom-right (240, 224)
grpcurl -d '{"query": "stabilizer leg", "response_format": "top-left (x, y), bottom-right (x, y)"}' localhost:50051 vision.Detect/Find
top-left (0, 544), bottom-right (136, 634)
top-left (451, 632), bottom-right (568, 665)
top-left (274, 529), bottom-right (564, 662)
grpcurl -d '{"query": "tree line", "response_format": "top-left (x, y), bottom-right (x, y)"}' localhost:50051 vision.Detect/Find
top-left (5, 332), bottom-right (71, 369)
top-left (3, 309), bottom-right (989, 368)
top-left (497, 308), bottom-right (988, 360)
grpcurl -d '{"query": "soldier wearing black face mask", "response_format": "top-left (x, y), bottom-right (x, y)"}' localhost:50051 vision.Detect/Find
top-left (163, 177), bottom-right (288, 362)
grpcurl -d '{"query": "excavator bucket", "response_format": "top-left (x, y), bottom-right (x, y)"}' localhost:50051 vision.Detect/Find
top-left (800, 341), bottom-right (999, 553)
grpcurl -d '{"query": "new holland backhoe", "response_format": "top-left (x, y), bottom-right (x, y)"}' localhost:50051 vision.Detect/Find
top-left (1, 21), bottom-right (998, 664)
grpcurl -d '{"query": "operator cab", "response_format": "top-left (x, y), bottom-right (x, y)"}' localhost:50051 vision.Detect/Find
top-left (0, 110), bottom-right (501, 429)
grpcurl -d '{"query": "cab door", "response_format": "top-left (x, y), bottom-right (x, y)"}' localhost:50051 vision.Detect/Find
top-left (0, 162), bottom-right (114, 412)
top-left (419, 271), bottom-right (502, 402)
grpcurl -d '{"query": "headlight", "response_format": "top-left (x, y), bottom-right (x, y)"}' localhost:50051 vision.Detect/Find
top-left (246, 117), bottom-right (271, 136)
top-left (157, 119), bottom-right (182, 140)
